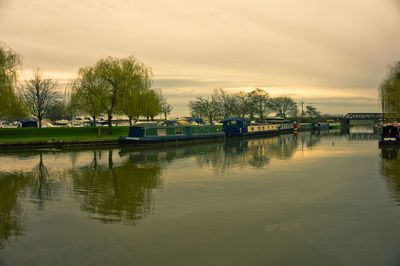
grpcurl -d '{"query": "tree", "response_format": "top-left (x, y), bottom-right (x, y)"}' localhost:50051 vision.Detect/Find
top-left (71, 66), bottom-right (106, 126)
top-left (94, 56), bottom-right (153, 134)
top-left (142, 89), bottom-right (161, 121)
top-left (160, 96), bottom-right (173, 120)
top-left (305, 105), bottom-right (320, 118)
top-left (270, 97), bottom-right (298, 118)
top-left (189, 95), bottom-right (220, 122)
top-left (19, 69), bottom-right (58, 128)
top-left (0, 43), bottom-right (26, 120)
top-left (248, 88), bottom-right (271, 120)
top-left (231, 91), bottom-right (250, 118)
top-left (379, 62), bottom-right (400, 118)
top-left (118, 64), bottom-right (153, 125)
top-left (45, 101), bottom-right (67, 122)
top-left (214, 88), bottom-right (235, 119)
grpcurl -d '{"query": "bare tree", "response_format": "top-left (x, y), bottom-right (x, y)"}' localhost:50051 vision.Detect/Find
top-left (160, 96), bottom-right (173, 120)
top-left (189, 96), bottom-right (220, 122)
top-left (248, 88), bottom-right (271, 121)
top-left (19, 69), bottom-right (58, 128)
top-left (214, 88), bottom-right (236, 119)
top-left (270, 97), bottom-right (298, 118)
top-left (305, 105), bottom-right (320, 118)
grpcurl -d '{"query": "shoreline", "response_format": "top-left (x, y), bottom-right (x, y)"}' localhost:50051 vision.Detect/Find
top-left (0, 138), bottom-right (120, 150)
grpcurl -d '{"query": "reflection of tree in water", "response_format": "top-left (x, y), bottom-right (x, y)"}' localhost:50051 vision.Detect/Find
top-left (0, 152), bottom-right (63, 248)
top-left (30, 153), bottom-right (59, 210)
top-left (379, 147), bottom-right (400, 203)
top-left (0, 172), bottom-right (30, 249)
top-left (69, 150), bottom-right (162, 226)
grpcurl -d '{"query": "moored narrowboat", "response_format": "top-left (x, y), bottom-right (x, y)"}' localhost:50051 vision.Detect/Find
top-left (379, 124), bottom-right (400, 146)
top-left (222, 118), bottom-right (278, 137)
top-left (120, 124), bottom-right (224, 144)
top-left (277, 123), bottom-right (294, 133)
top-left (328, 122), bottom-right (341, 130)
top-left (293, 123), bottom-right (312, 132)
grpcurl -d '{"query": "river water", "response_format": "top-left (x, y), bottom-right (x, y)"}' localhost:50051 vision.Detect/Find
top-left (1, 127), bottom-right (400, 266)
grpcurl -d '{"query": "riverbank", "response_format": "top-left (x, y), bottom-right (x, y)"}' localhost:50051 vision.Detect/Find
top-left (0, 126), bottom-right (129, 141)
top-left (0, 127), bottom-right (128, 149)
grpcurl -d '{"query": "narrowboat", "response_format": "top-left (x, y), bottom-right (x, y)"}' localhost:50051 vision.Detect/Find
top-left (120, 124), bottom-right (224, 144)
top-left (277, 123), bottom-right (294, 133)
top-left (222, 118), bottom-right (278, 137)
top-left (328, 122), bottom-right (341, 130)
top-left (313, 122), bottom-right (329, 131)
top-left (379, 124), bottom-right (400, 146)
top-left (293, 123), bottom-right (312, 132)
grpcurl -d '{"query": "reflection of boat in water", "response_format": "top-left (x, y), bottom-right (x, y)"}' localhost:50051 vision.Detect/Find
top-left (379, 147), bottom-right (400, 203)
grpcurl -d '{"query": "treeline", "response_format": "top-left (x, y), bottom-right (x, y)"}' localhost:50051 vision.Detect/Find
top-left (0, 43), bottom-right (172, 133)
top-left (189, 88), bottom-right (303, 122)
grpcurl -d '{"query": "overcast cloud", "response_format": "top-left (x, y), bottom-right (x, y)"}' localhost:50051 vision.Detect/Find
top-left (1, 0), bottom-right (400, 116)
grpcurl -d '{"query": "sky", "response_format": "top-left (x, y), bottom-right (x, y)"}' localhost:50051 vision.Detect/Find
top-left (1, 0), bottom-right (400, 117)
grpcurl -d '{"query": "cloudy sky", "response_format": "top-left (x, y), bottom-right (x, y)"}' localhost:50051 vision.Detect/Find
top-left (1, 0), bottom-right (400, 117)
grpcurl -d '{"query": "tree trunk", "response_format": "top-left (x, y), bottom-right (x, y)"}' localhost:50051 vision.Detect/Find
top-left (38, 116), bottom-right (42, 128)
top-left (107, 113), bottom-right (112, 135)
top-left (146, 116), bottom-right (149, 121)
top-left (93, 115), bottom-right (96, 127)
top-left (129, 117), bottom-right (132, 126)
top-left (164, 113), bottom-right (167, 120)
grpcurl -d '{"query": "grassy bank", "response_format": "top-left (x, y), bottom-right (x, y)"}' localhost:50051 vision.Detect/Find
top-left (0, 126), bottom-right (129, 142)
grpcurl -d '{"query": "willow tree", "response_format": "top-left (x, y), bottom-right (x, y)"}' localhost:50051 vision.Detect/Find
top-left (71, 66), bottom-right (105, 126)
top-left (118, 63), bottom-right (153, 125)
top-left (0, 43), bottom-right (26, 120)
top-left (94, 56), bottom-right (153, 134)
top-left (379, 62), bottom-right (400, 119)
top-left (142, 89), bottom-right (161, 121)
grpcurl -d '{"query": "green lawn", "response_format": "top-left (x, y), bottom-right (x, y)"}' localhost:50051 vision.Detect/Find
top-left (0, 126), bottom-right (129, 142)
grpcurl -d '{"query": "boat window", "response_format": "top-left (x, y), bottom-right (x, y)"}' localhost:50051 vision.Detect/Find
top-left (157, 129), bottom-right (167, 136)
top-left (251, 127), bottom-right (254, 131)
top-left (175, 128), bottom-right (183, 135)
top-left (227, 120), bottom-right (237, 126)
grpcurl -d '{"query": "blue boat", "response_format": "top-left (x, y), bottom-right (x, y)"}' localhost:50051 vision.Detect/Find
top-left (379, 124), bottom-right (400, 147)
top-left (222, 118), bottom-right (278, 137)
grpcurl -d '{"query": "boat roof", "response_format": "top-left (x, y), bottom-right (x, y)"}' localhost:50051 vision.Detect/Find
top-left (223, 117), bottom-right (246, 122)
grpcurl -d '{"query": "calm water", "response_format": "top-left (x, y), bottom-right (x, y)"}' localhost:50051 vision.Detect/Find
top-left (1, 127), bottom-right (400, 266)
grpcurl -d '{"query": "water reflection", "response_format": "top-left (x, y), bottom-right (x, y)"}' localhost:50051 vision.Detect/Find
top-left (0, 172), bottom-right (29, 249)
top-left (69, 150), bottom-right (162, 226)
top-left (0, 129), bottom-right (378, 249)
top-left (379, 147), bottom-right (400, 203)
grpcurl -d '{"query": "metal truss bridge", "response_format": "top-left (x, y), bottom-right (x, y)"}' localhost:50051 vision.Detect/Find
top-left (343, 113), bottom-right (383, 120)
